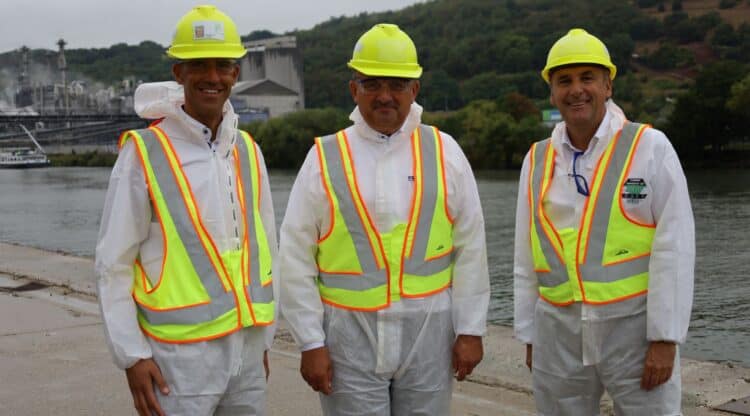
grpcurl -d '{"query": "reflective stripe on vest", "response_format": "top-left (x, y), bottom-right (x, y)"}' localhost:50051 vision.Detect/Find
top-left (236, 131), bottom-right (274, 317)
top-left (315, 125), bottom-right (454, 311)
top-left (529, 122), bottom-right (654, 306)
top-left (122, 127), bottom-right (274, 343)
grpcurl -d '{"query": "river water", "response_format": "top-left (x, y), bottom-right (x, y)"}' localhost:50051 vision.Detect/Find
top-left (0, 167), bottom-right (747, 366)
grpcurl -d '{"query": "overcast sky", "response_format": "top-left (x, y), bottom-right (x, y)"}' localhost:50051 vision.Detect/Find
top-left (0, 0), bottom-right (425, 53)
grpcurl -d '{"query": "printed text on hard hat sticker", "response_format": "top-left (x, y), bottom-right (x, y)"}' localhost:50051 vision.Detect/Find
top-left (193, 21), bottom-right (225, 41)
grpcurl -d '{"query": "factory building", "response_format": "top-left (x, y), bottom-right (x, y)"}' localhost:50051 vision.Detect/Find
top-left (232, 36), bottom-right (305, 121)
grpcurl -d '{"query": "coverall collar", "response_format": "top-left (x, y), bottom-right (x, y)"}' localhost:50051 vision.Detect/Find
top-left (133, 81), bottom-right (238, 158)
top-left (350, 102), bottom-right (424, 144)
top-left (552, 99), bottom-right (627, 157)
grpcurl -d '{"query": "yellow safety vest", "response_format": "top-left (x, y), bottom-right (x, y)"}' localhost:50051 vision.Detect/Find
top-left (528, 122), bottom-right (655, 306)
top-left (315, 125), bottom-right (455, 311)
top-left (119, 126), bottom-right (274, 343)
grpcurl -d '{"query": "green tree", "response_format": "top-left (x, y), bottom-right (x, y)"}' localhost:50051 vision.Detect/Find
top-left (243, 107), bottom-right (350, 169)
top-left (500, 92), bottom-right (539, 122)
top-left (637, 0), bottom-right (659, 7)
top-left (643, 43), bottom-right (693, 69)
top-left (603, 33), bottom-right (635, 73)
top-left (727, 72), bottom-right (750, 118)
top-left (712, 23), bottom-right (740, 47)
top-left (666, 62), bottom-right (747, 162)
top-left (457, 100), bottom-right (515, 169)
top-left (241, 30), bottom-right (280, 42)
top-left (629, 16), bottom-right (664, 40)
top-left (420, 69), bottom-right (462, 111)
top-left (694, 12), bottom-right (722, 32)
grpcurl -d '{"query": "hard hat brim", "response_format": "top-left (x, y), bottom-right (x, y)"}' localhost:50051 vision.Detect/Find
top-left (167, 45), bottom-right (247, 60)
top-left (347, 60), bottom-right (422, 79)
top-left (542, 60), bottom-right (617, 83)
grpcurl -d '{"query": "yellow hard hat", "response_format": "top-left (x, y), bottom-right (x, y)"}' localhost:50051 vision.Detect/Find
top-left (347, 23), bottom-right (422, 79)
top-left (541, 28), bottom-right (617, 83)
top-left (166, 5), bottom-right (246, 60)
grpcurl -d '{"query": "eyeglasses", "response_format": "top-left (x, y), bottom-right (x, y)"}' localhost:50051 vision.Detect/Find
top-left (180, 59), bottom-right (238, 75)
top-left (569, 151), bottom-right (590, 196)
top-left (354, 77), bottom-right (412, 94)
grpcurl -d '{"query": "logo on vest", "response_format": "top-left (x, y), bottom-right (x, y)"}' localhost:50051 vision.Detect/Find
top-left (408, 175), bottom-right (415, 182)
top-left (622, 178), bottom-right (647, 203)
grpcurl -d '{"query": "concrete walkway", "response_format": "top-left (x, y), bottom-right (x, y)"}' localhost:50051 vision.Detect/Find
top-left (0, 242), bottom-right (747, 415)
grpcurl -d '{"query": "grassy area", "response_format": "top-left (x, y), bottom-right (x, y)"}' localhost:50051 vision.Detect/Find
top-left (49, 151), bottom-right (117, 167)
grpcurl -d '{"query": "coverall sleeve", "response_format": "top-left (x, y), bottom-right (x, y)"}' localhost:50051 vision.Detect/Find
top-left (255, 144), bottom-right (280, 351)
top-left (278, 147), bottom-right (327, 349)
top-left (645, 130), bottom-right (695, 344)
top-left (442, 134), bottom-right (490, 337)
top-left (95, 140), bottom-right (153, 370)
top-left (513, 151), bottom-right (538, 345)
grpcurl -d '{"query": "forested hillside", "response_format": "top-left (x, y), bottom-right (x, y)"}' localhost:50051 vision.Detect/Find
top-left (2, 0), bottom-right (748, 167)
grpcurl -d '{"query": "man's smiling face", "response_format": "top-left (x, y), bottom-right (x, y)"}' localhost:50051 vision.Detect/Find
top-left (549, 65), bottom-right (612, 134)
top-left (172, 58), bottom-right (239, 126)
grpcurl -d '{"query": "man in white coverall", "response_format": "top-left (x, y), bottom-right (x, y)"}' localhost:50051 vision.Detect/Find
top-left (95, 6), bottom-right (277, 416)
top-left (278, 23), bottom-right (490, 415)
top-left (513, 28), bottom-right (695, 415)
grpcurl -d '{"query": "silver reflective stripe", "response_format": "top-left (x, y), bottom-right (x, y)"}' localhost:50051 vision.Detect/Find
top-left (403, 125), bottom-right (454, 276)
top-left (236, 133), bottom-right (274, 303)
top-left (580, 122), bottom-right (649, 282)
top-left (318, 133), bottom-right (387, 290)
top-left (134, 128), bottom-right (236, 325)
top-left (318, 271), bottom-right (385, 291)
top-left (531, 139), bottom-right (569, 288)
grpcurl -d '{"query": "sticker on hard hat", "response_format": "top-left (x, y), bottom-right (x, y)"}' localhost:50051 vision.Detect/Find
top-left (192, 21), bottom-right (225, 41)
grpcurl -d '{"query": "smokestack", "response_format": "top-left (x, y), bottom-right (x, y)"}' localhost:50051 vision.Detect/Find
top-left (57, 39), bottom-right (68, 115)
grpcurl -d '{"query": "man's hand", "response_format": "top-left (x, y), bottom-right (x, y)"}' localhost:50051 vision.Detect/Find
top-left (300, 346), bottom-right (333, 395)
top-left (264, 350), bottom-right (270, 380)
top-left (525, 344), bottom-right (532, 371)
top-left (641, 341), bottom-right (676, 390)
top-left (452, 335), bottom-right (483, 381)
top-left (125, 358), bottom-right (169, 416)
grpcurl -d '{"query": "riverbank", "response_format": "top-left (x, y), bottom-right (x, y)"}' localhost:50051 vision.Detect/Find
top-left (48, 151), bottom-right (117, 167)
top-left (0, 241), bottom-right (747, 414)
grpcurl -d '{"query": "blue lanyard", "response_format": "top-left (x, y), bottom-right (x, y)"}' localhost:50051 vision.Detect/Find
top-left (570, 151), bottom-right (590, 196)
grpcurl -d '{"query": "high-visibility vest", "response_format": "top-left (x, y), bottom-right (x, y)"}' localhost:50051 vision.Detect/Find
top-left (315, 125), bottom-right (455, 311)
top-left (119, 126), bottom-right (274, 343)
top-left (528, 122), bottom-right (655, 306)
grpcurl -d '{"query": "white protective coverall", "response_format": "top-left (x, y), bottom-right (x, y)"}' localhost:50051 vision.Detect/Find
top-left (95, 81), bottom-right (278, 415)
top-left (279, 102), bottom-right (490, 416)
top-left (513, 100), bottom-right (695, 416)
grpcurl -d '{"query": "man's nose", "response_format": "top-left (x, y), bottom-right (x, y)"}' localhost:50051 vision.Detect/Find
top-left (570, 79), bottom-right (585, 94)
top-left (374, 86), bottom-right (395, 102)
top-left (203, 63), bottom-right (222, 82)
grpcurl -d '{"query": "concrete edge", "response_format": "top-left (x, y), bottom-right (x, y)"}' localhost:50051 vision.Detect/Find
top-left (1, 242), bottom-right (748, 412)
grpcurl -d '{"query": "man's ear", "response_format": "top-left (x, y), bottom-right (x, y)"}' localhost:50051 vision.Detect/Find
top-left (349, 79), bottom-right (359, 103)
top-left (231, 64), bottom-right (240, 85)
top-left (411, 80), bottom-right (420, 101)
top-left (172, 63), bottom-right (183, 84)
